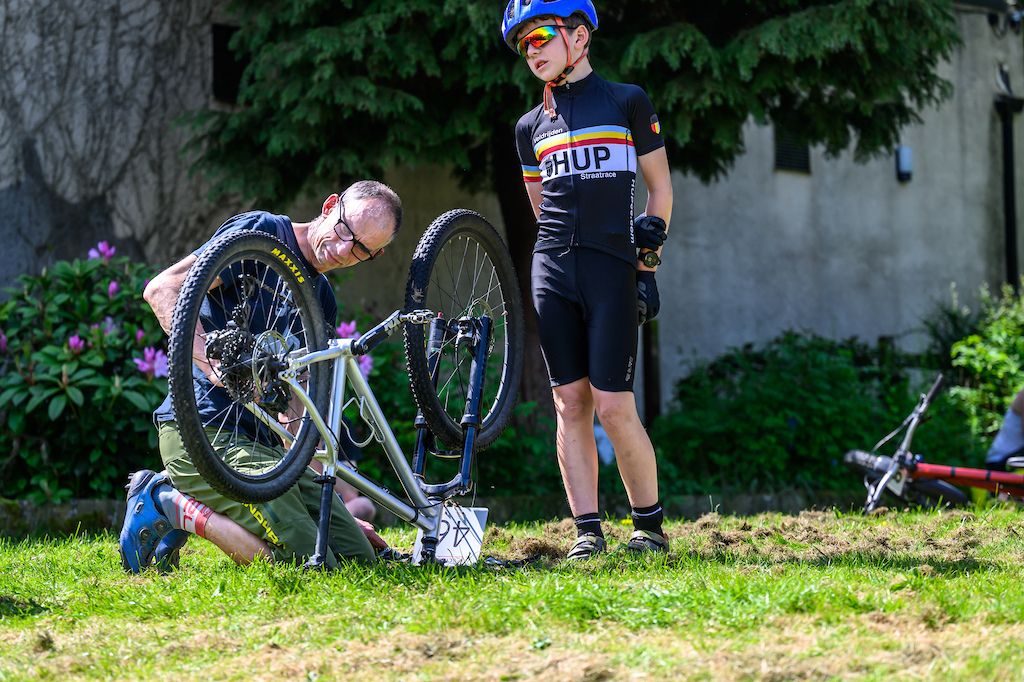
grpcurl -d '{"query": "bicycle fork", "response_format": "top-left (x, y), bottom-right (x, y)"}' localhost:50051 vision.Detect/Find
top-left (306, 314), bottom-right (493, 568)
top-left (412, 315), bottom-right (493, 562)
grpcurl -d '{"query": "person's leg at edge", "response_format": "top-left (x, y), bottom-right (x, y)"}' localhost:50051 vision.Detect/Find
top-left (592, 387), bottom-right (658, 508)
top-left (155, 422), bottom-right (276, 565)
top-left (552, 378), bottom-right (609, 558)
top-left (553, 378), bottom-right (600, 518)
top-left (592, 386), bottom-right (667, 550)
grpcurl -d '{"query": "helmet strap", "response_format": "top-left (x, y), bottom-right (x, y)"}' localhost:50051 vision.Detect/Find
top-left (542, 17), bottom-right (589, 120)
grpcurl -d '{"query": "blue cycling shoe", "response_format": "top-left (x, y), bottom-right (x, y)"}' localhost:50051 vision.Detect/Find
top-left (119, 469), bottom-right (172, 573)
top-left (153, 530), bottom-right (189, 573)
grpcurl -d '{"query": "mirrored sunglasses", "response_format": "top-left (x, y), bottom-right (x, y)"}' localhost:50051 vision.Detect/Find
top-left (517, 25), bottom-right (561, 58)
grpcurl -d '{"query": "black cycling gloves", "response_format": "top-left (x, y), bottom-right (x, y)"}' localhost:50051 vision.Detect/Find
top-left (637, 271), bottom-right (659, 326)
top-left (634, 215), bottom-right (668, 251)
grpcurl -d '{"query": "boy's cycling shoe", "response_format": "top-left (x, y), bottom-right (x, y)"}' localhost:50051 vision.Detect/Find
top-left (153, 530), bottom-right (189, 573)
top-left (119, 469), bottom-right (172, 573)
top-left (626, 529), bottom-right (670, 554)
top-left (567, 533), bottom-right (606, 560)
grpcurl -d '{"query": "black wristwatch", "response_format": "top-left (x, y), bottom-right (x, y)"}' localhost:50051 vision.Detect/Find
top-left (640, 250), bottom-right (661, 268)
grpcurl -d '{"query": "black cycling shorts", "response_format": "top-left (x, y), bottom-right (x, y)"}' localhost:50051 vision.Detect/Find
top-left (531, 248), bottom-right (638, 392)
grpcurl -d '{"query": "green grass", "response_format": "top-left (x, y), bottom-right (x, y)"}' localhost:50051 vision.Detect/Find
top-left (4, 507), bottom-right (1024, 680)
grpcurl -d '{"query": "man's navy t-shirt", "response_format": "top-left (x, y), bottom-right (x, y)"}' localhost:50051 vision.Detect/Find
top-left (153, 212), bottom-right (337, 444)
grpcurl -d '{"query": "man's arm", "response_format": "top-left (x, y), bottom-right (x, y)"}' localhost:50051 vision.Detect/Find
top-left (144, 254), bottom-right (197, 335)
top-left (637, 147), bottom-right (673, 272)
top-left (144, 254), bottom-right (222, 383)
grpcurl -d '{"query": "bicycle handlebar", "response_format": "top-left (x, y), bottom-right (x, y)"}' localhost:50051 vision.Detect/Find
top-left (349, 309), bottom-right (439, 356)
top-left (923, 373), bottom-right (945, 407)
top-left (351, 310), bottom-right (403, 356)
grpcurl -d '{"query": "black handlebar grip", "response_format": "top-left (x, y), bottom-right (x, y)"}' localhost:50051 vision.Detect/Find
top-left (924, 373), bottom-right (945, 405)
top-left (351, 310), bottom-right (403, 355)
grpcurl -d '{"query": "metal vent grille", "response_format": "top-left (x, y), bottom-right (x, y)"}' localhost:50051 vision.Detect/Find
top-left (774, 126), bottom-right (811, 174)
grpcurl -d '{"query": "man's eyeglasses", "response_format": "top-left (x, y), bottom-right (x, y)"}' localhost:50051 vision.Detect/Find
top-left (333, 200), bottom-right (383, 262)
top-left (517, 25), bottom-right (562, 58)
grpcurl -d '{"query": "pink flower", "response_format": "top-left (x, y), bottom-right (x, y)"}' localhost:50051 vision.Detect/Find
top-left (358, 354), bottom-right (373, 379)
top-left (336, 321), bottom-right (358, 339)
top-left (69, 334), bottom-right (85, 355)
top-left (134, 347), bottom-right (168, 379)
top-left (136, 329), bottom-right (145, 345)
top-left (88, 241), bottom-right (116, 264)
top-left (108, 280), bottom-right (119, 299)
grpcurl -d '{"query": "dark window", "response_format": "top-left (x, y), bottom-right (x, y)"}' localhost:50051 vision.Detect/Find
top-left (774, 125), bottom-right (811, 174)
top-left (212, 24), bottom-right (248, 104)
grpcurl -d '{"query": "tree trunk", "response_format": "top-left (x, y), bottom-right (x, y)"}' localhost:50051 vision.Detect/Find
top-left (490, 134), bottom-right (554, 429)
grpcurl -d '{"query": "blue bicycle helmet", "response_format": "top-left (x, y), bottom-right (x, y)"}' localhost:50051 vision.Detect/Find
top-left (501, 0), bottom-right (599, 53)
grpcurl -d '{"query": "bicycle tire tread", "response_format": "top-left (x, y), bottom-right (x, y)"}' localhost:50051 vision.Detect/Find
top-left (403, 210), bottom-right (525, 450)
top-left (167, 231), bottom-right (330, 503)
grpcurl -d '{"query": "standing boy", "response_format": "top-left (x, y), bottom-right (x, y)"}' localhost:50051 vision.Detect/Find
top-left (501, 0), bottom-right (674, 558)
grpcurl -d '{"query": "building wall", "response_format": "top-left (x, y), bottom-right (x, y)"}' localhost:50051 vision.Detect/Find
top-left (648, 9), bottom-right (1024, 411)
top-left (0, 0), bottom-right (238, 286)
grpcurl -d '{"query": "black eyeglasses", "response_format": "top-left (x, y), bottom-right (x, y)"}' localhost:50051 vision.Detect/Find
top-left (333, 199), bottom-right (383, 262)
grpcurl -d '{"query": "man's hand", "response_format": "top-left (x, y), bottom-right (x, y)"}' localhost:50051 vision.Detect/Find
top-left (634, 215), bottom-right (668, 251)
top-left (637, 271), bottom-right (660, 326)
top-left (356, 518), bottom-right (389, 551)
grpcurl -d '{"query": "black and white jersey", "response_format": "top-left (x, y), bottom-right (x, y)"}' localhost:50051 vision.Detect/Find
top-left (515, 73), bottom-right (665, 264)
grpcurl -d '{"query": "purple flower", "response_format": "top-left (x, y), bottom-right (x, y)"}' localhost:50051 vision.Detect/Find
top-left (69, 334), bottom-right (85, 355)
top-left (358, 354), bottom-right (373, 379)
top-left (134, 347), bottom-right (168, 379)
top-left (102, 317), bottom-right (119, 336)
top-left (136, 329), bottom-right (145, 345)
top-left (0, 331), bottom-right (7, 353)
top-left (88, 241), bottom-right (116, 264)
top-left (108, 280), bottom-right (119, 300)
top-left (336, 321), bottom-right (358, 339)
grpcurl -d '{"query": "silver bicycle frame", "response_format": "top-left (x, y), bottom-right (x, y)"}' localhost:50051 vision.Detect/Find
top-left (249, 336), bottom-right (440, 536)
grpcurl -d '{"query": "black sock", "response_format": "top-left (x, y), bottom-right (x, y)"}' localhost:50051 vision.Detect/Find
top-left (631, 502), bottom-right (664, 535)
top-left (574, 513), bottom-right (603, 538)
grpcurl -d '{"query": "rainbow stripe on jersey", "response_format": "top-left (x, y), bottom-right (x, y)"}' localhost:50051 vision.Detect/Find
top-left (521, 125), bottom-right (636, 183)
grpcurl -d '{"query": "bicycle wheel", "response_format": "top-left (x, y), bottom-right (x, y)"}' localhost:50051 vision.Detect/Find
top-left (843, 450), bottom-right (970, 509)
top-left (403, 210), bottom-right (525, 450)
top-left (168, 231), bottom-right (331, 503)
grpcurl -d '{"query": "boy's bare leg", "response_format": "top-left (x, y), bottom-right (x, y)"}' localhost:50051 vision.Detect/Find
top-left (592, 386), bottom-right (659, 509)
top-left (552, 377), bottom-right (600, 517)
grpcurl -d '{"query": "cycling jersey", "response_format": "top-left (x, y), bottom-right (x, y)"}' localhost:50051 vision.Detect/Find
top-left (515, 73), bottom-right (665, 264)
top-left (153, 211), bottom-right (338, 441)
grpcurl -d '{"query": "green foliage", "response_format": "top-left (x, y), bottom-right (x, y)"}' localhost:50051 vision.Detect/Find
top-left (0, 253), bottom-right (167, 503)
top-left (949, 282), bottom-right (1024, 445)
top-left (186, 0), bottom-right (961, 205)
top-left (650, 331), bottom-right (977, 494)
top-left (616, 0), bottom-right (960, 180)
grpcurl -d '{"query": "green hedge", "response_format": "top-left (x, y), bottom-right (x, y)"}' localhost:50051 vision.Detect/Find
top-left (0, 245), bottom-right (167, 503)
top-left (647, 331), bottom-right (980, 496)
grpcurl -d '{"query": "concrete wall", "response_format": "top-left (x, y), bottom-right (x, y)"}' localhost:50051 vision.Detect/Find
top-left (648, 9), bottom-right (1024, 410)
top-left (0, 0), bottom-right (236, 286)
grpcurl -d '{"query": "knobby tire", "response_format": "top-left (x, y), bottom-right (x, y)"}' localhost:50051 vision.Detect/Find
top-left (403, 210), bottom-right (525, 450)
top-left (168, 231), bottom-right (330, 503)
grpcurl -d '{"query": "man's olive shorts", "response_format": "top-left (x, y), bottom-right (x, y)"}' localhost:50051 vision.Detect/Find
top-left (158, 421), bottom-right (375, 567)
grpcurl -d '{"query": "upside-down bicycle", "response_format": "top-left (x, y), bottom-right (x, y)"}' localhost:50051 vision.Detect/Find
top-left (844, 373), bottom-right (1024, 513)
top-left (166, 209), bottom-right (525, 566)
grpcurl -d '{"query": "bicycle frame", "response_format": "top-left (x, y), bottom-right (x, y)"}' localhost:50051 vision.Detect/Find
top-left (251, 309), bottom-right (493, 566)
top-left (859, 373), bottom-right (1024, 512)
